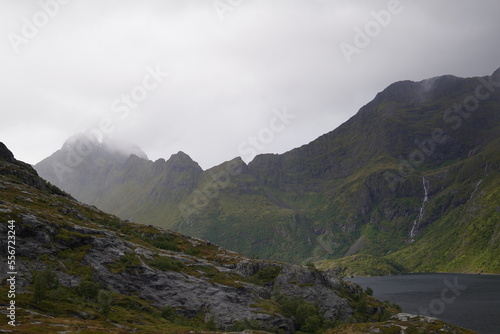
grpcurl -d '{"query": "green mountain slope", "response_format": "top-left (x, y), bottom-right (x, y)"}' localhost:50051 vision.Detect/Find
top-left (35, 68), bottom-right (500, 274)
top-left (3, 142), bottom-right (416, 333)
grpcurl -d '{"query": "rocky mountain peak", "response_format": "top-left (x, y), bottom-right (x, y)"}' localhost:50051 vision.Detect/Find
top-left (369, 74), bottom-right (465, 110)
top-left (492, 66), bottom-right (500, 79)
top-left (0, 142), bottom-right (69, 197)
top-left (102, 137), bottom-right (148, 160)
top-left (0, 142), bottom-right (16, 163)
top-left (123, 153), bottom-right (147, 167)
top-left (165, 151), bottom-right (203, 173)
top-left (60, 133), bottom-right (148, 161)
top-left (215, 156), bottom-right (248, 175)
top-left (62, 132), bottom-right (99, 148)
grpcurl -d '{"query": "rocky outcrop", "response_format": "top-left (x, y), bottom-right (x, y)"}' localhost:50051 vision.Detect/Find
top-left (0, 143), bottom-right (68, 196)
top-left (1, 207), bottom-right (356, 332)
top-left (0, 142), bottom-right (16, 163)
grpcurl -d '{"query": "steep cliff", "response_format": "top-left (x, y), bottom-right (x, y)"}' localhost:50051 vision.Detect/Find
top-left (34, 68), bottom-right (500, 273)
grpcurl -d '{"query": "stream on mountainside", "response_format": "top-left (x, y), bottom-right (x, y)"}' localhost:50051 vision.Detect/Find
top-left (348, 273), bottom-right (500, 334)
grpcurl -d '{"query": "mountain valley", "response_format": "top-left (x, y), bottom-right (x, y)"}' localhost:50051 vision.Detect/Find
top-left (35, 68), bottom-right (500, 275)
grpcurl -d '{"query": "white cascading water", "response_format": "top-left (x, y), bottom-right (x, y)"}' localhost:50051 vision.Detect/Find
top-left (469, 179), bottom-right (483, 200)
top-left (409, 177), bottom-right (429, 242)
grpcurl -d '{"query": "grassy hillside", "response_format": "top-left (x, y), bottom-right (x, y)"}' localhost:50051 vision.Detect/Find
top-left (34, 69), bottom-right (500, 274)
top-left (3, 142), bottom-right (414, 334)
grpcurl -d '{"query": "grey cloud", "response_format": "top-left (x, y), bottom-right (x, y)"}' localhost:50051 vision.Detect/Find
top-left (0, 0), bottom-right (499, 169)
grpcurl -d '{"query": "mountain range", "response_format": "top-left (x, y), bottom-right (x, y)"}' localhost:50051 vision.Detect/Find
top-left (2, 142), bottom-right (481, 333)
top-left (35, 68), bottom-right (500, 275)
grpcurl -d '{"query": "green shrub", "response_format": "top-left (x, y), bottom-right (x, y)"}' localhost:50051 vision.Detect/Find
top-left (355, 296), bottom-right (368, 314)
top-left (161, 306), bottom-right (176, 321)
top-left (106, 251), bottom-right (141, 273)
top-left (48, 286), bottom-right (71, 302)
top-left (205, 316), bottom-right (217, 331)
top-left (97, 290), bottom-right (112, 315)
top-left (150, 235), bottom-right (180, 252)
top-left (147, 255), bottom-right (184, 272)
top-left (32, 268), bottom-right (59, 304)
top-left (232, 318), bottom-right (261, 331)
top-left (76, 281), bottom-right (102, 301)
top-left (301, 315), bottom-right (322, 333)
top-left (256, 266), bottom-right (282, 281)
top-left (247, 266), bottom-right (282, 285)
top-left (275, 294), bottom-right (324, 332)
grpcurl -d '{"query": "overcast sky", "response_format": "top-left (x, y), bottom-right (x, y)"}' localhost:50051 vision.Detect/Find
top-left (1, 0), bottom-right (499, 169)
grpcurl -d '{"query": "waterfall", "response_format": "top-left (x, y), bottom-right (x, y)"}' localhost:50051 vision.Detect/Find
top-left (409, 177), bottom-right (429, 242)
top-left (469, 179), bottom-right (483, 200)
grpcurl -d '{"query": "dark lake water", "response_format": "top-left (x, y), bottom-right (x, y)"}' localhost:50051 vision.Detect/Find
top-left (348, 274), bottom-right (500, 334)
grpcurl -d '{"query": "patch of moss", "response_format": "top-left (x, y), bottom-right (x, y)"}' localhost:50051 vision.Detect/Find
top-left (147, 255), bottom-right (184, 272)
top-left (106, 251), bottom-right (142, 274)
top-left (245, 266), bottom-right (282, 285)
top-left (186, 265), bottom-right (243, 287)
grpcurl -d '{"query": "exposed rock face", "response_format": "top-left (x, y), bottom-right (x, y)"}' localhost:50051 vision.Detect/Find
top-left (0, 143), bottom-right (69, 196)
top-left (0, 142), bottom-right (16, 163)
top-left (2, 209), bottom-right (354, 331)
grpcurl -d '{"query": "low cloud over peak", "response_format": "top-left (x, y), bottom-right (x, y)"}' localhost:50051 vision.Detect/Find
top-left (1, 0), bottom-right (499, 169)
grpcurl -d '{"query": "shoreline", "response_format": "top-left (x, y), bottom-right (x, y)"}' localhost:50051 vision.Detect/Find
top-left (343, 271), bottom-right (500, 279)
